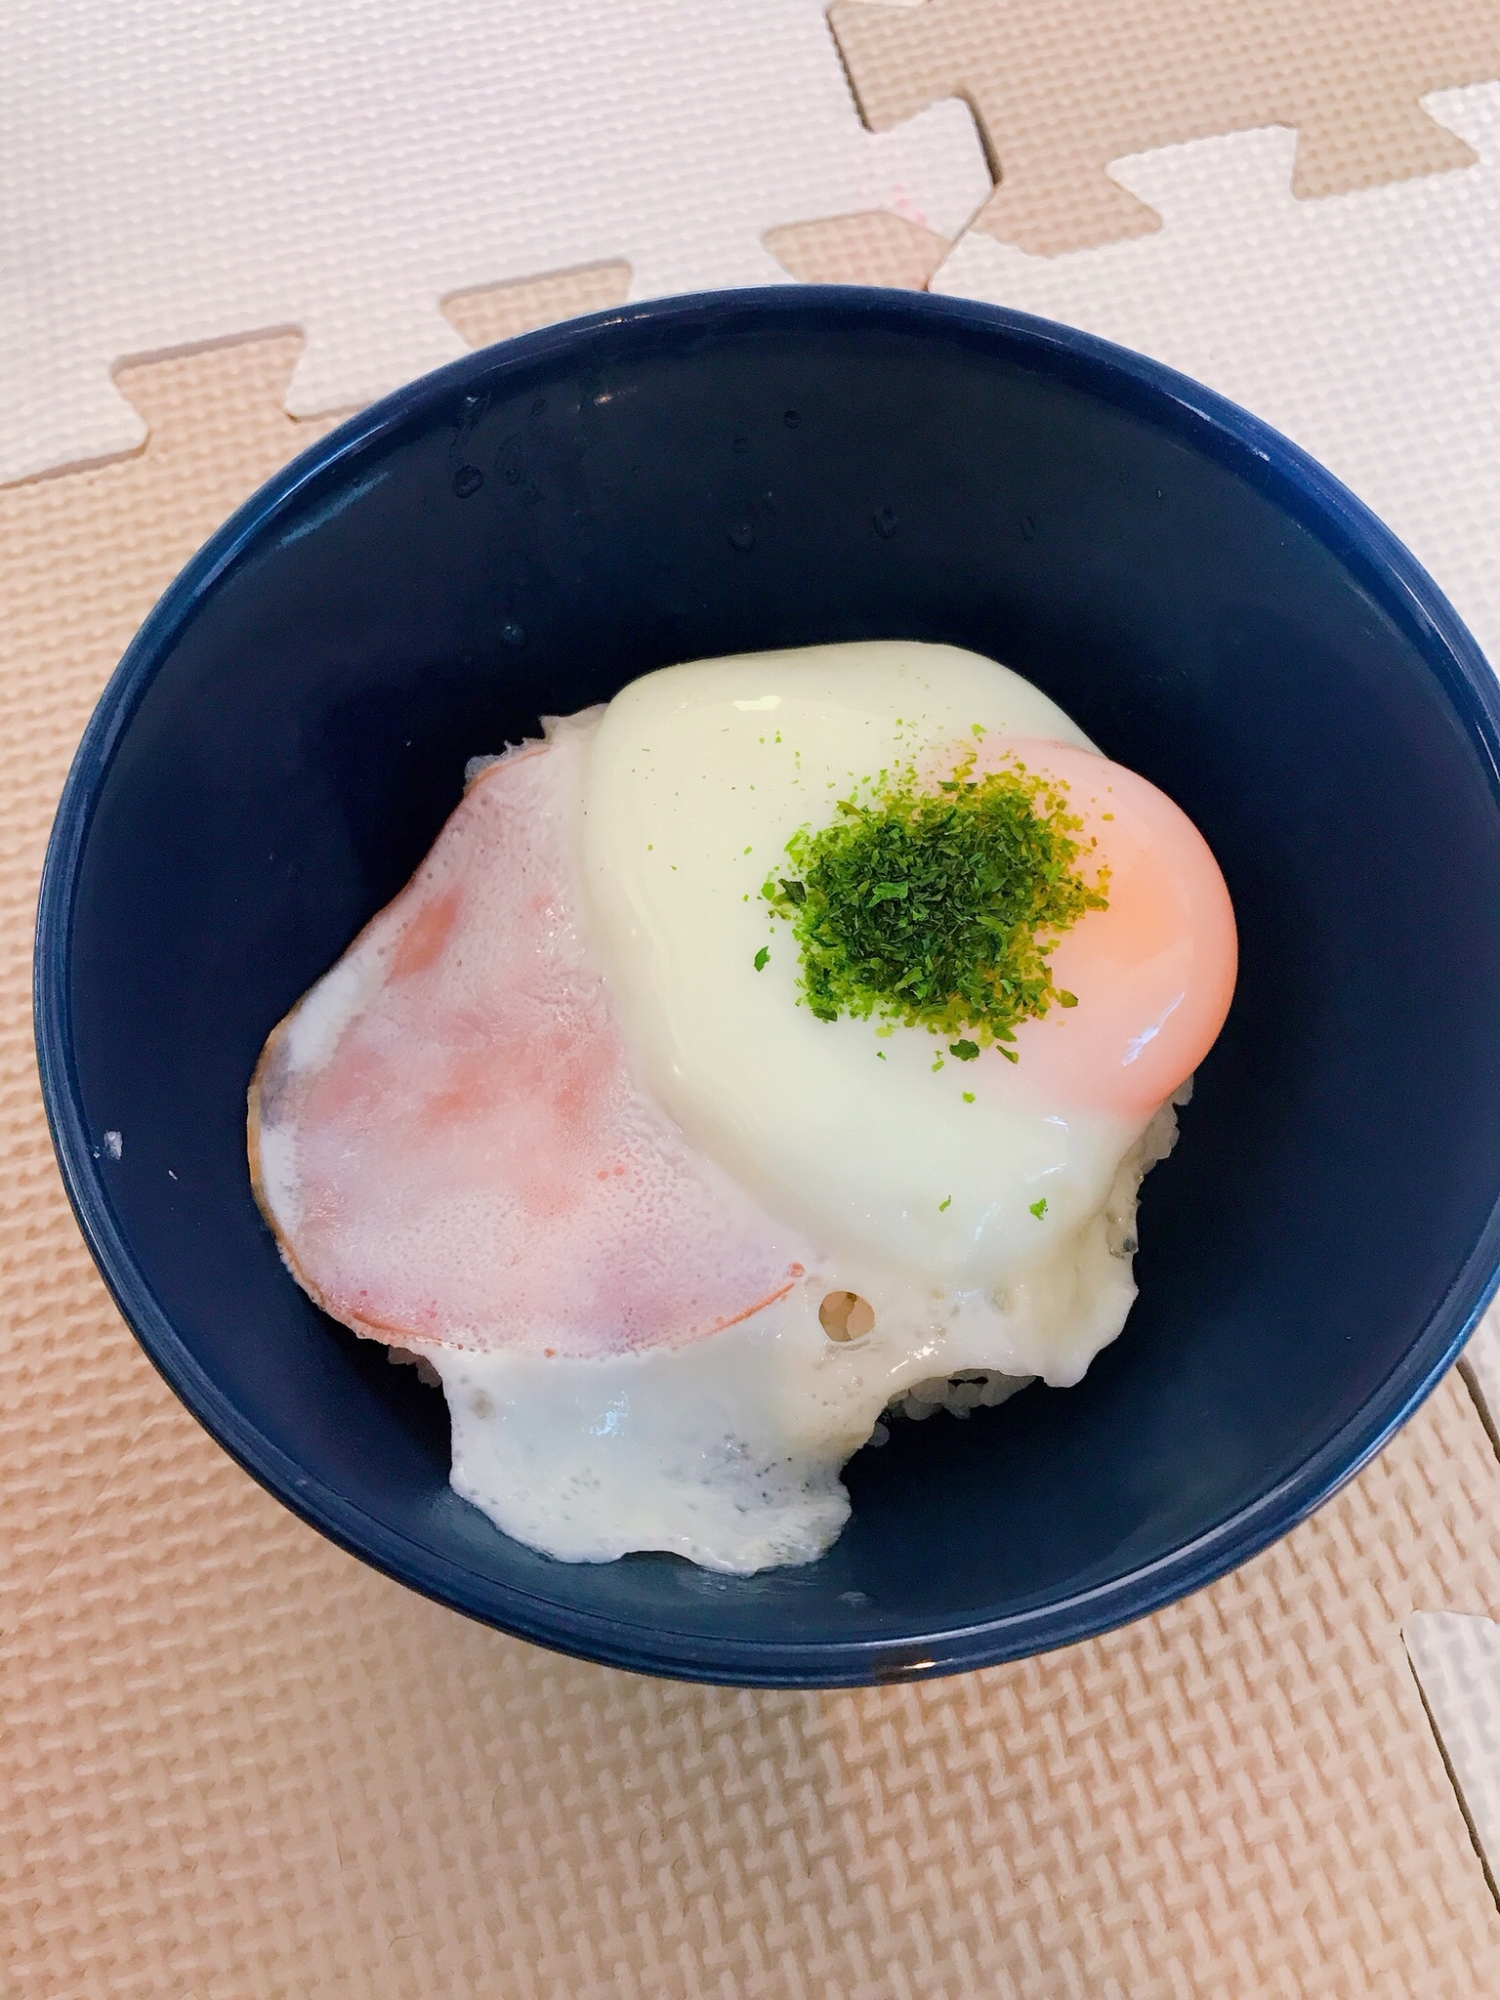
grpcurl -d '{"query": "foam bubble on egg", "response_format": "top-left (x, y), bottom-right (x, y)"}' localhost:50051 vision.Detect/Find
top-left (251, 641), bottom-right (1235, 1574)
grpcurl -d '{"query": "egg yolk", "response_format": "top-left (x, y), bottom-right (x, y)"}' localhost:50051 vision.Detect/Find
top-left (980, 737), bottom-right (1237, 1118)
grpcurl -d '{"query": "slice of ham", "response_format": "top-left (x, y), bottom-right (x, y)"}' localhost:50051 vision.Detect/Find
top-left (249, 722), bottom-right (814, 1358)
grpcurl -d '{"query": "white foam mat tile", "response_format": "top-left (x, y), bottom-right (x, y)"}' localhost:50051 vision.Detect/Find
top-left (933, 84), bottom-right (1500, 668)
top-left (1407, 1611), bottom-right (1500, 1884)
top-left (1, 0), bottom-right (989, 486)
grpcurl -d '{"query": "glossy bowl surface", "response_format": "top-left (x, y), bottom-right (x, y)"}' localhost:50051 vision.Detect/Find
top-left (36, 289), bottom-right (1500, 1686)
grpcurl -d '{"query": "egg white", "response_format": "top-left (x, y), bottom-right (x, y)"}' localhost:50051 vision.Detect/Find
top-left (415, 643), bottom-right (1183, 1572)
top-left (579, 642), bottom-right (1154, 1356)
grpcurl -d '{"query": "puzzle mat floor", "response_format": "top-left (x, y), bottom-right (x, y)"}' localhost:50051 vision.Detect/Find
top-left (8, 5), bottom-right (1500, 1994)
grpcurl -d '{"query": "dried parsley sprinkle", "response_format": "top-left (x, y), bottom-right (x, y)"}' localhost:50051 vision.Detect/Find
top-left (753, 946), bottom-right (770, 971)
top-left (1029, 1197), bottom-right (1048, 1219)
top-left (761, 748), bottom-right (1107, 1052)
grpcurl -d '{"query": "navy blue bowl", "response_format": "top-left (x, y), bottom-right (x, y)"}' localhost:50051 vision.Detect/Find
top-left (35, 289), bottom-right (1500, 1686)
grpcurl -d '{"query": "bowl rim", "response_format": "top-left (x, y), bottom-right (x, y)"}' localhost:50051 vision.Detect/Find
top-left (34, 284), bottom-right (1500, 1687)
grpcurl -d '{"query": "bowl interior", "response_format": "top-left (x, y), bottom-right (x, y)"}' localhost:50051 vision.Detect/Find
top-left (42, 292), bottom-right (1500, 1683)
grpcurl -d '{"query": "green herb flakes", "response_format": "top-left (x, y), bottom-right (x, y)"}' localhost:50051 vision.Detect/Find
top-left (760, 749), bottom-right (1107, 1052)
top-left (962, 1090), bottom-right (975, 1103)
top-left (939, 1196), bottom-right (952, 1212)
top-left (753, 946), bottom-right (770, 971)
top-left (1029, 1197), bottom-right (1048, 1219)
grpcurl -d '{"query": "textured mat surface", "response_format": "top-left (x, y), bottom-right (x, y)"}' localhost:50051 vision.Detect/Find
top-left (4, 328), bottom-right (1500, 2000)
top-left (1407, 1611), bottom-right (1500, 1899)
top-left (831, 0), bottom-right (1500, 253)
top-left (0, 0), bottom-right (987, 484)
top-left (9, 1), bottom-right (1500, 1988)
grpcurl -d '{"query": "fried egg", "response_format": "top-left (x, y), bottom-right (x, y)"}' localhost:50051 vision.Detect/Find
top-left (250, 642), bottom-right (1236, 1572)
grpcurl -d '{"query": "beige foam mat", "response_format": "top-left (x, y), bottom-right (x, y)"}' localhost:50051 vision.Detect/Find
top-left (4, 330), bottom-right (1500, 1999)
top-left (829, 0), bottom-right (1500, 253)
